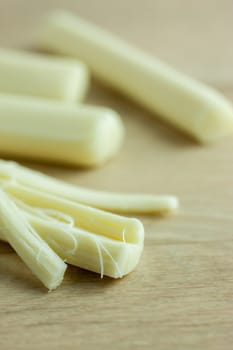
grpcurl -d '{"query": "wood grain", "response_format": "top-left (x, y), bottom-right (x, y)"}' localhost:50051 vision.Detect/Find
top-left (0, 1), bottom-right (233, 349)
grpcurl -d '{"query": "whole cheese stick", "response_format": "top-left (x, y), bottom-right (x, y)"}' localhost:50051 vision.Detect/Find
top-left (0, 160), bottom-right (179, 214)
top-left (37, 11), bottom-right (233, 143)
top-left (0, 94), bottom-right (124, 167)
top-left (0, 189), bottom-right (67, 290)
top-left (0, 182), bottom-right (144, 278)
top-left (0, 48), bottom-right (89, 102)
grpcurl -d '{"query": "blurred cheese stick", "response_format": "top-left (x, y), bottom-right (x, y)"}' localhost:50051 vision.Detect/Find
top-left (0, 182), bottom-right (144, 278)
top-left (0, 189), bottom-right (67, 290)
top-left (37, 11), bottom-right (233, 143)
top-left (0, 94), bottom-right (124, 167)
top-left (0, 160), bottom-right (179, 214)
top-left (0, 48), bottom-right (89, 102)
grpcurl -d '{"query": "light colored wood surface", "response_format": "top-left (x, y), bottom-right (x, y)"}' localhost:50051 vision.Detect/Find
top-left (0, 1), bottom-right (233, 349)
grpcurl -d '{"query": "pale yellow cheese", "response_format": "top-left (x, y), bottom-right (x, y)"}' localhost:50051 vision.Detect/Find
top-left (0, 189), bottom-right (67, 290)
top-left (37, 11), bottom-right (233, 143)
top-left (0, 95), bottom-right (125, 167)
top-left (0, 161), bottom-right (145, 278)
top-left (0, 48), bottom-right (89, 101)
top-left (0, 183), bottom-right (144, 279)
top-left (0, 160), bottom-right (179, 214)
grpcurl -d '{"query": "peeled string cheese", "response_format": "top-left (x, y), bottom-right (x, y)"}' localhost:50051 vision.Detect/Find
top-left (19, 200), bottom-right (144, 278)
top-left (0, 179), bottom-right (144, 278)
top-left (37, 11), bottom-right (233, 143)
top-left (0, 48), bottom-right (89, 102)
top-left (0, 94), bottom-right (124, 167)
top-left (0, 188), bottom-right (67, 290)
top-left (0, 160), bottom-right (179, 214)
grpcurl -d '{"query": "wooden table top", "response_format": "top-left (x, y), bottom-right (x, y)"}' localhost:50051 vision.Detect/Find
top-left (0, 1), bottom-right (233, 349)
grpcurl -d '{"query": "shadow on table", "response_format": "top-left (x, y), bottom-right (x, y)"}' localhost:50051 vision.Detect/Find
top-left (0, 246), bottom-right (47, 293)
top-left (0, 241), bottom-right (119, 294)
top-left (64, 264), bottom-right (122, 295)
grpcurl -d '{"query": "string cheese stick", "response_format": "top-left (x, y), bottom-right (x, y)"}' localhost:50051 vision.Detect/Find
top-left (2, 182), bottom-right (144, 245)
top-left (4, 200), bottom-right (143, 278)
top-left (37, 11), bottom-right (233, 143)
top-left (0, 48), bottom-right (89, 102)
top-left (0, 183), bottom-right (144, 278)
top-left (0, 95), bottom-right (124, 167)
top-left (0, 189), bottom-right (67, 290)
top-left (0, 160), bottom-right (178, 214)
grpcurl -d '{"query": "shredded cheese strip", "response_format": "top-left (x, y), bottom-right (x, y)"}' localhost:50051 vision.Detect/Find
top-left (0, 47), bottom-right (89, 102)
top-left (0, 189), bottom-right (67, 290)
top-left (0, 200), bottom-right (142, 278)
top-left (0, 160), bottom-right (179, 214)
top-left (0, 166), bottom-right (144, 278)
top-left (37, 11), bottom-right (233, 143)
